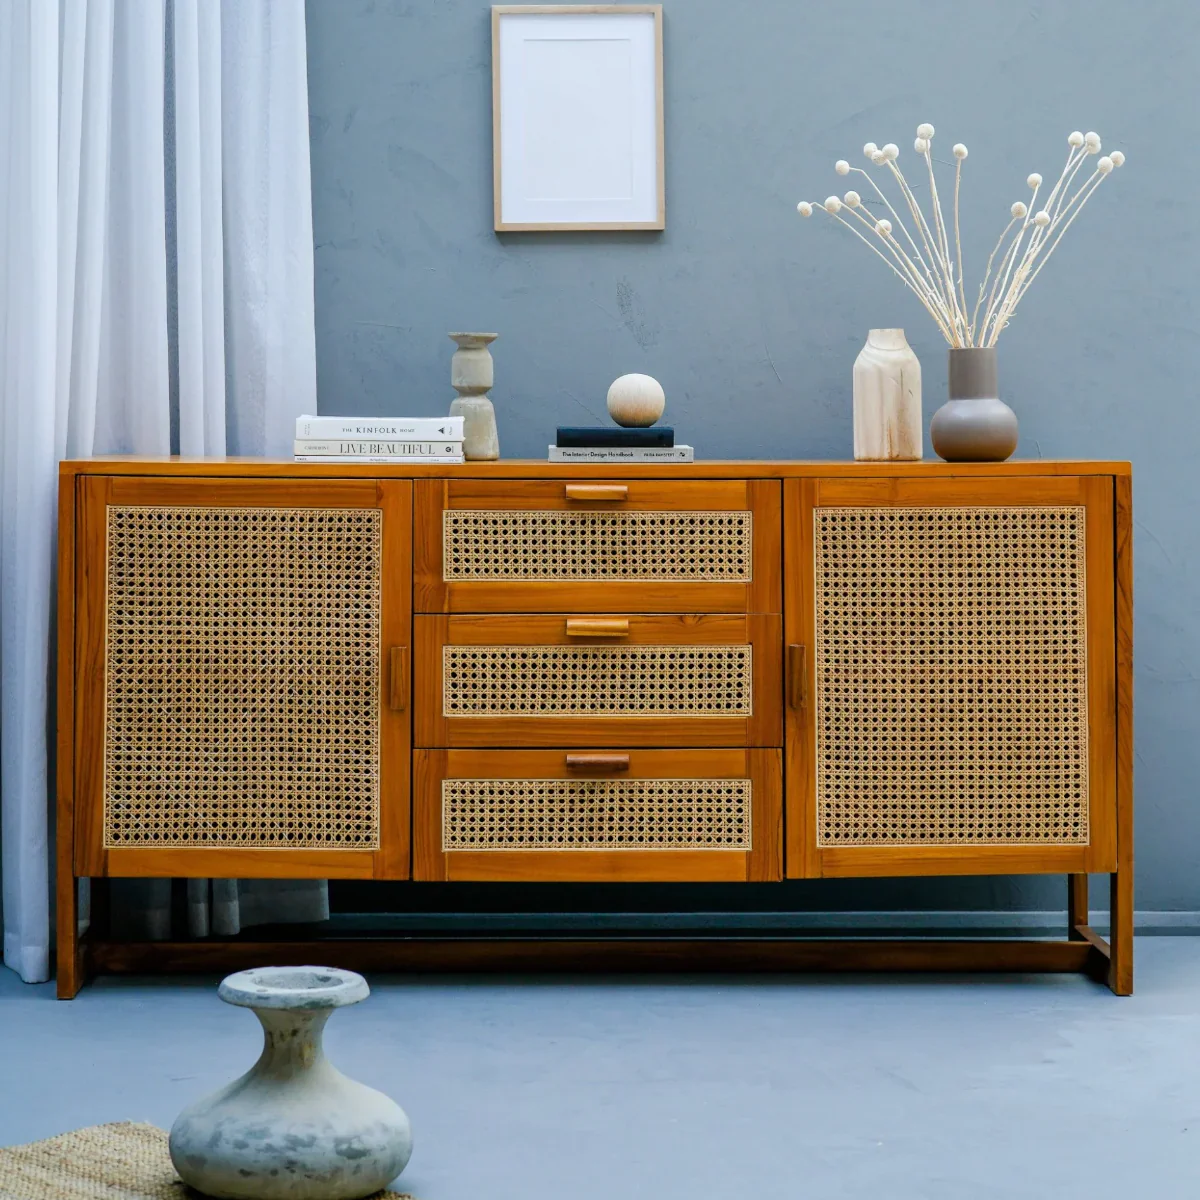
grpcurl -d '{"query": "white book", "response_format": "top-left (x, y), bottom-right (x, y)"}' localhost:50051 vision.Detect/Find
top-left (547, 445), bottom-right (694, 463)
top-left (294, 439), bottom-right (463, 457)
top-left (293, 455), bottom-right (465, 464)
top-left (295, 415), bottom-right (464, 439)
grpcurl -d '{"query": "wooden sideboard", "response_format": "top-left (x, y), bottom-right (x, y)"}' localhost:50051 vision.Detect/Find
top-left (56, 458), bottom-right (1133, 996)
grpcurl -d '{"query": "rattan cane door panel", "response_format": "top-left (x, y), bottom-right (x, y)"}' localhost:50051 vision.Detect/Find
top-left (74, 476), bottom-right (412, 879)
top-left (414, 478), bottom-right (781, 613)
top-left (784, 476), bottom-right (1117, 878)
top-left (414, 613), bottom-right (782, 747)
top-left (414, 748), bottom-right (782, 881)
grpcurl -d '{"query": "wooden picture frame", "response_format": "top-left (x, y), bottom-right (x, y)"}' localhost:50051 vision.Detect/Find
top-left (492, 5), bottom-right (665, 232)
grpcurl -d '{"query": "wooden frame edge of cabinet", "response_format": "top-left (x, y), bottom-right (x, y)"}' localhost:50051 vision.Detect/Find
top-left (56, 473), bottom-right (83, 999)
top-left (1111, 472), bottom-right (1135, 995)
top-left (56, 459), bottom-right (1134, 479)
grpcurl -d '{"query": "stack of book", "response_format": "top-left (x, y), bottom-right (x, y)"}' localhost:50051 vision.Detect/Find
top-left (548, 426), bottom-right (693, 463)
top-left (294, 415), bottom-right (465, 464)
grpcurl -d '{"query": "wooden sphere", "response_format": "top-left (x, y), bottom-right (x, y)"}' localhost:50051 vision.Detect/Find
top-left (606, 373), bottom-right (665, 427)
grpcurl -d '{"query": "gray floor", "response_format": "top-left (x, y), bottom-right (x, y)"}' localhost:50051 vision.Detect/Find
top-left (2, 938), bottom-right (1198, 1199)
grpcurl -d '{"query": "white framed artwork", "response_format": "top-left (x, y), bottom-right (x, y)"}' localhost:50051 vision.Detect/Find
top-left (492, 5), bottom-right (665, 232)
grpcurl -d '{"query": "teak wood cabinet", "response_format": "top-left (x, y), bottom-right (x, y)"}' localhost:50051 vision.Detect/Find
top-left (56, 459), bottom-right (1133, 997)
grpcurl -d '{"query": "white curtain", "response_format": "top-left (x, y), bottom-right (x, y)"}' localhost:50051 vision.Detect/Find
top-left (0, 0), bottom-right (324, 983)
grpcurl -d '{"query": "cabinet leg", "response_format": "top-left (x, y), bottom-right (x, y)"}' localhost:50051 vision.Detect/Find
top-left (1110, 471), bottom-right (1134, 995)
top-left (1109, 866), bottom-right (1133, 996)
top-left (56, 873), bottom-right (84, 999)
top-left (1067, 874), bottom-right (1089, 936)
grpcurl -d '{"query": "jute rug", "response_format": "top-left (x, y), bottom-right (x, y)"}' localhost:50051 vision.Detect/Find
top-left (0, 1121), bottom-right (414, 1200)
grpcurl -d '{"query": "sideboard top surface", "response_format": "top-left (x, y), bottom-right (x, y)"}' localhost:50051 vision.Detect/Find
top-left (59, 457), bottom-right (1132, 479)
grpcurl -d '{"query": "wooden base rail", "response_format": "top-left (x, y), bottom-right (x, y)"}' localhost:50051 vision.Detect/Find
top-left (81, 934), bottom-right (1114, 983)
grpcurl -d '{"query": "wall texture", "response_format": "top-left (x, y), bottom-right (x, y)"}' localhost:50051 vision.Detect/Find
top-left (306, 0), bottom-right (1198, 912)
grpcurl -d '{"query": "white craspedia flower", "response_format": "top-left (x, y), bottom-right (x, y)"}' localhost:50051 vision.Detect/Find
top-left (1110, 150), bottom-right (1126, 167)
top-left (835, 159), bottom-right (850, 176)
top-left (824, 195), bottom-right (842, 214)
top-left (914, 137), bottom-right (929, 154)
top-left (863, 142), bottom-right (878, 159)
top-left (1033, 209), bottom-right (1051, 226)
top-left (797, 201), bottom-right (813, 217)
top-left (1011, 201), bottom-right (1028, 218)
top-left (953, 143), bottom-right (968, 160)
top-left (882, 143), bottom-right (899, 161)
top-left (871, 150), bottom-right (887, 165)
top-left (1068, 130), bottom-right (1085, 147)
top-left (917, 123), bottom-right (935, 139)
top-left (1085, 131), bottom-right (1101, 153)
top-left (1097, 155), bottom-right (1114, 174)
top-left (843, 190), bottom-right (861, 208)
top-left (875, 218), bottom-right (892, 235)
top-left (1027, 173), bottom-right (1043, 189)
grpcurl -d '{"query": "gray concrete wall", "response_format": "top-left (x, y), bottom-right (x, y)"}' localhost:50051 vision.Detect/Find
top-left (306, 0), bottom-right (1198, 911)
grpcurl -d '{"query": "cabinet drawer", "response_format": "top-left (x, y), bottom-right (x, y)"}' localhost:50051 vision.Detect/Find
top-left (415, 613), bottom-right (781, 747)
top-left (414, 748), bottom-right (782, 881)
top-left (414, 478), bottom-right (780, 612)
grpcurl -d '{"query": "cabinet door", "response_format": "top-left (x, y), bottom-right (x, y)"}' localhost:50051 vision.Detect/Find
top-left (785, 476), bottom-right (1116, 878)
top-left (74, 476), bottom-right (411, 880)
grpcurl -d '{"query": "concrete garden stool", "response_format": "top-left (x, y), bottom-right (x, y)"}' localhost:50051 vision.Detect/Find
top-left (169, 966), bottom-right (412, 1200)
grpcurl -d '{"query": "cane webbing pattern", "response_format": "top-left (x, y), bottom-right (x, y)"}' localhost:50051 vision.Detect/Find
top-left (103, 505), bottom-right (382, 849)
top-left (814, 505), bottom-right (1089, 847)
top-left (442, 510), bottom-right (752, 581)
top-left (442, 645), bottom-right (752, 717)
top-left (441, 778), bottom-right (752, 850)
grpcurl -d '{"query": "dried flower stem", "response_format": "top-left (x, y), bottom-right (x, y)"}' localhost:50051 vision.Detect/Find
top-left (983, 212), bottom-right (1035, 343)
top-left (922, 148), bottom-right (963, 341)
top-left (840, 203), bottom-right (933, 293)
top-left (797, 127), bottom-right (1123, 347)
top-left (825, 210), bottom-right (955, 341)
top-left (953, 158), bottom-right (968, 332)
top-left (972, 216), bottom-right (1018, 335)
top-left (884, 160), bottom-right (968, 344)
top-left (988, 158), bottom-right (1110, 344)
top-left (848, 166), bottom-right (942, 295)
top-left (1001, 169), bottom-right (1107, 326)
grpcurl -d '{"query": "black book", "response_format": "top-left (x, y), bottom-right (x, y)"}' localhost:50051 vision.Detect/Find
top-left (557, 426), bottom-right (675, 448)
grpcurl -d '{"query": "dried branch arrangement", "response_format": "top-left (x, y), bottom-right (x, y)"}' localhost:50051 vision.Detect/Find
top-left (797, 126), bottom-right (1125, 348)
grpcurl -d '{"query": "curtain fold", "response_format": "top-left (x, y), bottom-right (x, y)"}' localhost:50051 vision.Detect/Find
top-left (222, 0), bottom-right (318, 454)
top-left (0, 0), bottom-right (59, 985)
top-left (173, 0), bottom-right (227, 456)
top-left (0, 0), bottom-right (324, 983)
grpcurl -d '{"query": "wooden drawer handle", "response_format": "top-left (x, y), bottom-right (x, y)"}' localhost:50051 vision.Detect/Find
top-left (565, 753), bottom-right (630, 773)
top-left (389, 646), bottom-right (408, 712)
top-left (564, 484), bottom-right (629, 502)
top-left (565, 618), bottom-right (630, 638)
top-left (787, 644), bottom-right (808, 709)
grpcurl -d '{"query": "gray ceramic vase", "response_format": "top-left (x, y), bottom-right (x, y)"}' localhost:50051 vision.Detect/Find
top-left (169, 966), bottom-right (412, 1200)
top-left (930, 347), bottom-right (1019, 462)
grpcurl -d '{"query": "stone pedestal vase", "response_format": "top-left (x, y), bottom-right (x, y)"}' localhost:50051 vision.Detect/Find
top-left (448, 332), bottom-right (499, 460)
top-left (930, 347), bottom-right (1019, 462)
top-left (169, 967), bottom-right (412, 1200)
top-left (852, 328), bottom-right (922, 461)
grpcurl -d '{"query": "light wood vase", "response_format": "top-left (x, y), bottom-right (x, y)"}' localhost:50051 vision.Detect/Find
top-left (852, 329), bottom-right (922, 461)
